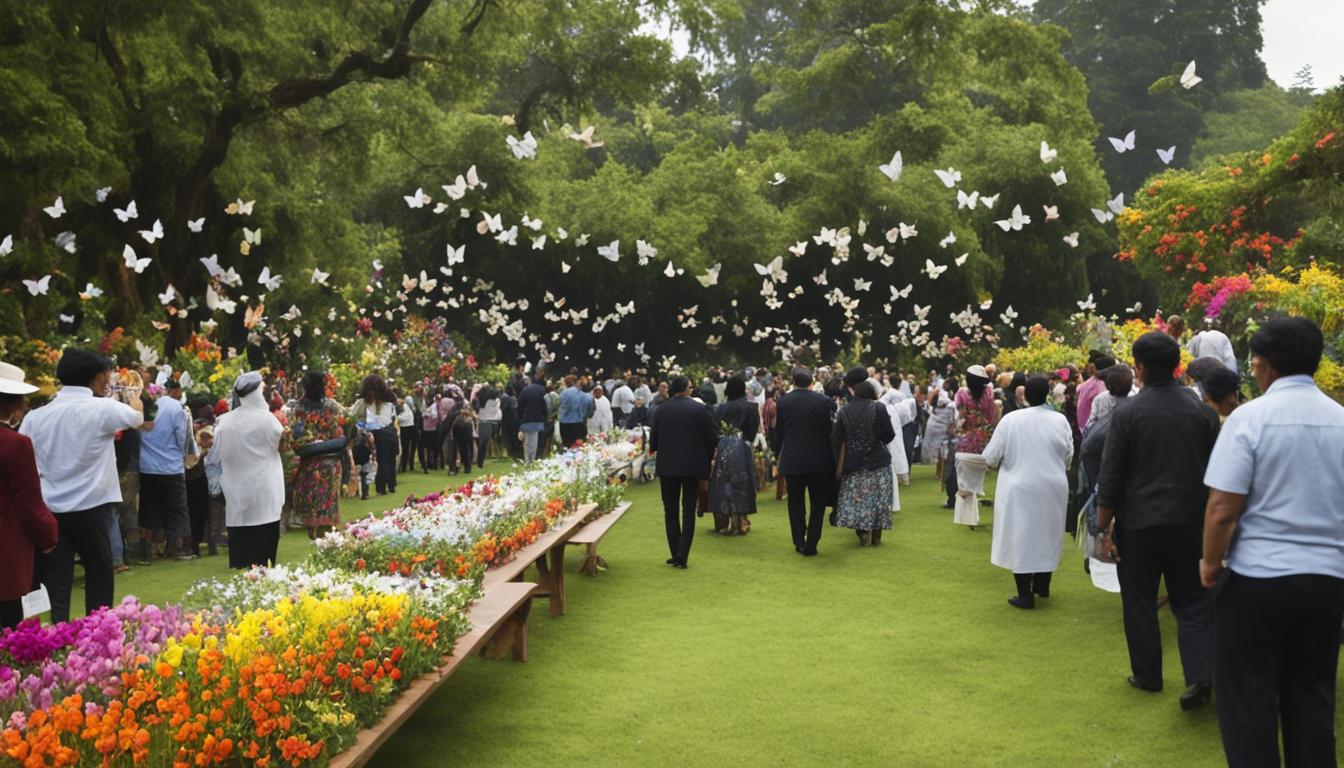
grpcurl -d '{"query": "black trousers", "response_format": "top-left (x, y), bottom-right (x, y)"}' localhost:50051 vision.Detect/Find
top-left (1114, 524), bottom-right (1213, 688)
top-left (399, 426), bottom-right (419, 472)
top-left (186, 472), bottom-right (210, 553)
top-left (0, 600), bottom-right (23, 630)
top-left (138, 472), bottom-right (190, 553)
top-left (559, 421), bottom-right (587, 449)
top-left (373, 427), bottom-right (398, 493)
top-left (785, 472), bottom-right (833, 551)
top-left (1013, 572), bottom-right (1053, 598)
top-left (41, 505), bottom-right (116, 623)
top-left (448, 426), bottom-right (474, 472)
top-left (902, 421), bottom-right (917, 466)
top-left (942, 459), bottom-right (957, 506)
top-left (1215, 571), bottom-right (1344, 768)
top-left (659, 476), bottom-right (699, 564)
top-left (502, 421), bottom-right (522, 459)
top-left (476, 421), bottom-right (497, 467)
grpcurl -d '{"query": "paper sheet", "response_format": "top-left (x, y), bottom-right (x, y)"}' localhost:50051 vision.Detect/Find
top-left (1089, 559), bottom-right (1121, 593)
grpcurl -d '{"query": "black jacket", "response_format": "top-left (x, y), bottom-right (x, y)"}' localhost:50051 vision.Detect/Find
top-left (626, 405), bottom-right (651, 429)
top-left (517, 382), bottom-right (549, 425)
top-left (649, 395), bottom-right (719, 478)
top-left (832, 398), bottom-right (896, 475)
top-left (774, 388), bottom-right (837, 476)
top-left (1095, 381), bottom-right (1220, 529)
top-left (715, 398), bottom-right (760, 442)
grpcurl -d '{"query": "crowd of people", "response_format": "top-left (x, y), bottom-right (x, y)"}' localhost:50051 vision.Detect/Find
top-left (0, 313), bottom-right (1339, 767)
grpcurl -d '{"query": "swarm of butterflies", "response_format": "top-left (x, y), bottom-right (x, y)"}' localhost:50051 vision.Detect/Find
top-left (6, 62), bottom-right (1201, 365)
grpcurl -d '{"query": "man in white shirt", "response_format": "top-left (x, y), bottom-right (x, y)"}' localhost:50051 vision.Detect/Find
top-left (609, 379), bottom-right (634, 424)
top-left (1201, 317), bottom-right (1344, 767)
top-left (1187, 321), bottom-right (1239, 372)
top-left (587, 385), bottom-right (614, 435)
top-left (20, 350), bottom-right (148, 622)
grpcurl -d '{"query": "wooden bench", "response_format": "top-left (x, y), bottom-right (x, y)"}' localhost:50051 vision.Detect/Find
top-left (484, 502), bottom-right (595, 617)
top-left (328, 581), bottom-right (537, 768)
top-left (566, 501), bottom-right (632, 576)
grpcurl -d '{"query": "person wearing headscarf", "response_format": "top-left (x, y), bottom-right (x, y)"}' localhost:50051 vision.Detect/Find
top-left (0, 362), bottom-right (59, 628)
top-left (708, 375), bottom-right (760, 535)
top-left (210, 372), bottom-right (285, 568)
top-left (950, 364), bottom-right (998, 528)
top-left (832, 367), bottom-right (897, 546)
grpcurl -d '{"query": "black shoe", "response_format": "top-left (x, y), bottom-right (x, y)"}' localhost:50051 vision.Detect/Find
top-left (673, 560), bottom-right (687, 569)
top-left (794, 545), bottom-right (804, 554)
top-left (666, 558), bottom-right (678, 566)
top-left (802, 547), bottom-right (818, 557)
top-left (1127, 676), bottom-right (1162, 693)
top-left (1008, 595), bottom-right (1035, 609)
top-left (1179, 683), bottom-right (1212, 710)
top-left (942, 502), bottom-right (956, 510)
top-left (1034, 587), bottom-right (1050, 598)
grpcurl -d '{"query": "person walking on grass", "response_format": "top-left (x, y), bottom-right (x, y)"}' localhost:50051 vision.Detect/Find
top-left (209, 372), bottom-right (284, 569)
top-left (1200, 317), bottom-right (1344, 768)
top-left (649, 375), bottom-right (718, 569)
top-left (139, 377), bottom-right (195, 560)
top-left (1095, 332), bottom-right (1220, 710)
top-left (20, 350), bottom-right (150, 622)
top-left (774, 367), bottom-right (837, 556)
top-left (831, 368), bottom-right (896, 547)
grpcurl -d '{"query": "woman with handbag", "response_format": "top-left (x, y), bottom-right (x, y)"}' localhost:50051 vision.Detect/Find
top-left (287, 371), bottom-right (346, 540)
top-left (831, 367), bottom-right (897, 546)
top-left (348, 375), bottom-right (399, 495)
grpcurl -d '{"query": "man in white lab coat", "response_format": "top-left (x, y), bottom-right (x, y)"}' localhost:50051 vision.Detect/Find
top-left (982, 375), bottom-right (1074, 609)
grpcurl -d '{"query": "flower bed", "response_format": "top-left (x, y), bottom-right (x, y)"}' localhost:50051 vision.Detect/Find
top-left (0, 442), bottom-right (626, 766)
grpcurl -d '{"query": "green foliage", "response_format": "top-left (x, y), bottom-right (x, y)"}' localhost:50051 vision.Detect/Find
top-left (1191, 85), bottom-right (1311, 166)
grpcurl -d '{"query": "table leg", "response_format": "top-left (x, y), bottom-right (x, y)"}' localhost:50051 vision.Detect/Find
top-left (548, 546), bottom-right (567, 616)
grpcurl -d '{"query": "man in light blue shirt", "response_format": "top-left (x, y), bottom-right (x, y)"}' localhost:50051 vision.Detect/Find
top-left (1200, 317), bottom-right (1344, 768)
top-left (557, 374), bottom-right (594, 448)
top-left (139, 379), bottom-right (196, 560)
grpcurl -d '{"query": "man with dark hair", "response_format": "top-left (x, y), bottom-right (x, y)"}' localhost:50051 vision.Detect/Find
top-left (1095, 332), bottom-right (1221, 709)
top-left (20, 349), bottom-right (150, 622)
top-left (557, 374), bottom-right (593, 448)
top-left (516, 370), bottom-right (549, 463)
top-left (140, 378), bottom-right (195, 560)
top-left (1201, 317), bottom-right (1344, 768)
top-left (774, 367), bottom-right (837, 555)
top-left (982, 375), bottom-right (1073, 608)
top-left (1198, 367), bottom-right (1241, 420)
top-left (649, 375), bottom-right (719, 568)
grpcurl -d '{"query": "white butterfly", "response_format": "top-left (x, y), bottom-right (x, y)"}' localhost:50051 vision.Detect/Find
top-left (23, 275), bottom-right (51, 296)
top-left (281, 305), bottom-right (302, 322)
top-left (243, 227), bottom-right (262, 246)
top-left (1180, 60), bottom-right (1202, 90)
top-left (956, 189), bottom-right (979, 209)
top-left (225, 198), bottom-right (255, 216)
top-left (123, 244), bottom-right (151, 273)
top-left (933, 168), bottom-right (961, 188)
top-left (0, 234), bottom-right (11, 257)
top-left (1108, 130), bottom-right (1136, 153)
top-left (219, 267), bottom-right (242, 287)
top-left (813, 269), bottom-right (828, 286)
top-left (464, 165), bottom-right (483, 188)
top-left (789, 241), bottom-right (808, 257)
top-left (575, 233), bottom-right (591, 246)
top-left (139, 219), bottom-right (164, 244)
top-left (403, 188), bottom-right (431, 209)
top-left (1043, 205), bottom-right (1059, 221)
top-left (1077, 293), bottom-right (1097, 311)
top-left (696, 263), bottom-right (722, 288)
top-left (54, 231), bottom-right (77, 253)
top-left (114, 200), bottom-right (138, 222)
top-left (939, 231), bottom-right (957, 249)
top-left (879, 151), bottom-right (903, 182)
top-left (257, 266), bottom-right (283, 292)
top-left (199, 253), bottom-right (225, 278)
top-left (1126, 301), bottom-right (1144, 314)
top-left (446, 243), bottom-right (465, 266)
top-left (1107, 192), bottom-right (1126, 215)
top-left (80, 282), bottom-right (103, 299)
top-left (506, 131), bottom-right (538, 159)
top-left (567, 125), bottom-right (604, 149)
top-left (898, 222), bottom-right (918, 241)
top-left (863, 243), bottom-right (886, 262)
top-left (753, 256), bottom-right (787, 283)
top-left (521, 214), bottom-right (544, 231)
top-left (994, 204), bottom-right (1031, 232)
top-left (769, 172), bottom-right (787, 186)
top-left (1050, 168), bottom-right (1068, 186)
top-left (158, 284), bottom-right (178, 305)
top-left (95, 187), bottom-right (112, 203)
top-left (636, 239), bottom-right (658, 263)
top-left (531, 235), bottom-right (547, 250)
top-left (495, 225), bottom-right (518, 246)
top-left (442, 176), bottom-right (468, 200)
top-left (814, 227), bottom-right (838, 246)
top-left (401, 273), bottom-right (419, 292)
top-left (58, 313), bottom-right (74, 325)
top-left (924, 259), bottom-right (948, 280)
top-left (597, 240), bottom-right (620, 262)
top-left (891, 283), bottom-right (913, 300)
top-left (853, 277), bottom-right (872, 292)
top-left (980, 193), bottom-right (1000, 209)
top-left (1063, 232), bottom-right (1080, 248)
top-left (560, 261), bottom-right (572, 274)
top-left (1000, 305), bottom-right (1019, 324)
top-left (206, 285), bottom-right (236, 314)
top-left (954, 252), bottom-right (969, 266)
top-left (311, 267), bottom-right (330, 286)
top-left (43, 196), bottom-right (66, 219)
top-left (1040, 141), bottom-right (1058, 164)
top-left (1157, 146), bottom-right (1176, 165)
top-left (663, 261), bottom-right (682, 278)
top-left (187, 217), bottom-right (205, 233)
top-left (476, 212), bottom-right (502, 235)
top-left (1090, 208), bottom-right (1114, 224)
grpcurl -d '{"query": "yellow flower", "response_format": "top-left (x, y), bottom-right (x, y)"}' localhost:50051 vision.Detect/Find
top-left (161, 641), bottom-right (185, 669)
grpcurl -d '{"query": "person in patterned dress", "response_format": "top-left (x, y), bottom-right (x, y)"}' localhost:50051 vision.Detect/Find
top-left (286, 370), bottom-right (345, 539)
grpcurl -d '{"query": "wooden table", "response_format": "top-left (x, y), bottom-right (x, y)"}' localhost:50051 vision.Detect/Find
top-left (567, 501), bottom-right (632, 575)
top-left (484, 502), bottom-right (595, 617)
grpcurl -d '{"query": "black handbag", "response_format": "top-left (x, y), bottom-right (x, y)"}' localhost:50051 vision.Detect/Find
top-left (295, 437), bottom-right (347, 458)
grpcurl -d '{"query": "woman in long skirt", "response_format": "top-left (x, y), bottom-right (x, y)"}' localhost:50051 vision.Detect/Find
top-left (832, 368), bottom-right (897, 545)
top-left (708, 375), bottom-right (760, 535)
top-left (287, 371), bottom-right (345, 540)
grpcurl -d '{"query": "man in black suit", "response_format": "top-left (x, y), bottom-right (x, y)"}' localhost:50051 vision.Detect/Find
top-left (773, 367), bottom-right (837, 556)
top-left (649, 375), bottom-right (718, 568)
top-left (516, 370), bottom-right (550, 463)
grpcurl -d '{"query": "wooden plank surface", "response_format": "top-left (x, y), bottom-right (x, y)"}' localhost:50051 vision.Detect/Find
top-left (569, 501), bottom-right (632, 545)
top-left (328, 581), bottom-right (538, 768)
top-left (483, 503), bottom-right (596, 587)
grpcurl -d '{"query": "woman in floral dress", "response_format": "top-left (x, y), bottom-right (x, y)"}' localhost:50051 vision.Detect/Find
top-left (949, 365), bottom-right (998, 528)
top-left (286, 370), bottom-right (346, 539)
top-left (831, 368), bottom-right (897, 546)
top-left (708, 375), bottom-right (760, 535)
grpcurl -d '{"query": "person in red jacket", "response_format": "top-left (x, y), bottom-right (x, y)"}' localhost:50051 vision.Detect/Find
top-left (0, 362), bottom-right (59, 629)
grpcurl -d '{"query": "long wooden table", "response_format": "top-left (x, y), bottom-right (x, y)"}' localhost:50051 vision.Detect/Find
top-left (484, 502), bottom-right (596, 617)
top-left (566, 501), bottom-right (632, 575)
top-left (328, 581), bottom-right (537, 768)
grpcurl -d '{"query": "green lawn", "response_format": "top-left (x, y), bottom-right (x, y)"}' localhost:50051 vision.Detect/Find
top-left (72, 462), bottom-right (1342, 767)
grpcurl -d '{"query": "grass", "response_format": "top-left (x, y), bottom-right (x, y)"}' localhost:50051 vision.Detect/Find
top-left (70, 462), bottom-right (1342, 767)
